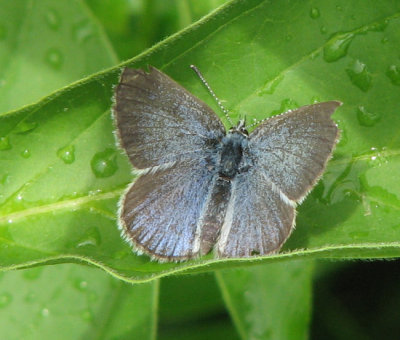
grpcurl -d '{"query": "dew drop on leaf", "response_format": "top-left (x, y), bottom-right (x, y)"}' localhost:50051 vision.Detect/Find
top-left (14, 120), bottom-right (38, 134)
top-left (75, 226), bottom-right (102, 248)
top-left (41, 308), bottom-right (50, 317)
top-left (258, 75), bottom-right (284, 96)
top-left (0, 136), bottom-right (11, 150)
top-left (323, 32), bottom-right (354, 62)
top-left (367, 20), bottom-right (388, 32)
top-left (45, 48), bottom-right (63, 70)
top-left (45, 9), bottom-right (61, 30)
top-left (72, 20), bottom-right (93, 43)
top-left (386, 65), bottom-right (400, 86)
top-left (20, 149), bottom-right (31, 158)
top-left (320, 26), bottom-right (327, 34)
top-left (57, 145), bottom-right (75, 164)
top-left (73, 279), bottom-right (88, 292)
top-left (91, 148), bottom-right (118, 178)
top-left (346, 59), bottom-right (372, 92)
top-left (357, 106), bottom-right (381, 127)
top-left (0, 292), bottom-right (12, 308)
top-left (309, 7), bottom-right (320, 19)
top-left (270, 98), bottom-right (298, 116)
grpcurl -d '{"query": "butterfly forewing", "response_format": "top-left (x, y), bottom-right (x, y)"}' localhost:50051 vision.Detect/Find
top-left (249, 101), bottom-right (341, 202)
top-left (114, 67), bottom-right (225, 169)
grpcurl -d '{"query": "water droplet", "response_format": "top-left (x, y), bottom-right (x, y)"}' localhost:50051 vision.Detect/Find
top-left (73, 279), bottom-right (88, 292)
top-left (45, 48), bottom-right (63, 70)
top-left (310, 96), bottom-right (321, 103)
top-left (381, 37), bottom-right (389, 44)
top-left (72, 20), bottom-right (93, 43)
top-left (41, 308), bottom-right (50, 317)
top-left (386, 65), bottom-right (400, 86)
top-left (57, 145), bottom-right (75, 164)
top-left (76, 226), bottom-right (102, 248)
top-left (21, 149), bottom-right (31, 158)
top-left (310, 7), bottom-right (320, 19)
top-left (285, 34), bottom-right (292, 41)
top-left (310, 50), bottom-right (320, 60)
top-left (368, 20), bottom-right (388, 32)
top-left (45, 9), bottom-right (61, 30)
top-left (91, 148), bottom-right (118, 178)
top-left (14, 120), bottom-right (38, 134)
top-left (357, 106), bottom-right (381, 127)
top-left (336, 5), bottom-right (343, 11)
top-left (258, 75), bottom-right (284, 95)
top-left (323, 32), bottom-right (354, 62)
top-left (320, 26), bottom-right (327, 34)
top-left (270, 98), bottom-right (299, 116)
top-left (0, 24), bottom-right (6, 40)
top-left (346, 59), bottom-right (372, 92)
top-left (366, 147), bottom-right (388, 167)
top-left (0, 293), bottom-right (12, 308)
top-left (0, 136), bottom-right (11, 150)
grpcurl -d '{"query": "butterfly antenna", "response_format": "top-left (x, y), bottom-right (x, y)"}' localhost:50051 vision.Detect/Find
top-left (246, 116), bottom-right (268, 129)
top-left (190, 65), bottom-right (233, 127)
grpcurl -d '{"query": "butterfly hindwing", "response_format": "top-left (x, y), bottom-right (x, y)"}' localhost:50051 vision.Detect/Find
top-left (217, 168), bottom-right (295, 257)
top-left (120, 159), bottom-right (216, 261)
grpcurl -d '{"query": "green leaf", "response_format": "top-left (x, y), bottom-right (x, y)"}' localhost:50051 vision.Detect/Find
top-left (1, 0), bottom-right (400, 283)
top-left (0, 0), bottom-right (117, 113)
top-left (85, 0), bottom-right (228, 60)
top-left (0, 264), bottom-right (157, 339)
top-left (216, 261), bottom-right (314, 340)
top-left (158, 273), bottom-right (239, 340)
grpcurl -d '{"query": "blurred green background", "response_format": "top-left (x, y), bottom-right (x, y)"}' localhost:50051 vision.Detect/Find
top-left (1, 0), bottom-right (400, 339)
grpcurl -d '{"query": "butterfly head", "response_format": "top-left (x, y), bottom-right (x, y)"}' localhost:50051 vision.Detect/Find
top-left (229, 118), bottom-right (249, 137)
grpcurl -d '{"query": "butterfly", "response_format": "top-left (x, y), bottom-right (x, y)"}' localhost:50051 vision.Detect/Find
top-left (113, 66), bottom-right (341, 261)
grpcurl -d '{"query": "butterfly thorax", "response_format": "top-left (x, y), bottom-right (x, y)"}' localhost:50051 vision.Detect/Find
top-left (218, 127), bottom-right (249, 180)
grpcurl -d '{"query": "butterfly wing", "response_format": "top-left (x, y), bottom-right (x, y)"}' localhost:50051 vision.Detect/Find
top-left (217, 168), bottom-right (295, 257)
top-left (113, 67), bottom-right (225, 169)
top-left (114, 67), bottom-right (227, 260)
top-left (217, 101), bottom-right (341, 257)
top-left (249, 101), bottom-right (341, 202)
top-left (120, 158), bottom-right (216, 260)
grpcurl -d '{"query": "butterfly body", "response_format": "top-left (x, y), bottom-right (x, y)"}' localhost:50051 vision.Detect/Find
top-left (218, 128), bottom-right (249, 180)
top-left (113, 67), bottom-right (341, 261)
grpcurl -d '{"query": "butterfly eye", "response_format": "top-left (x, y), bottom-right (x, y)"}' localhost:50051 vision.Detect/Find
top-left (240, 127), bottom-right (249, 135)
